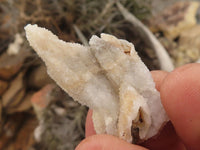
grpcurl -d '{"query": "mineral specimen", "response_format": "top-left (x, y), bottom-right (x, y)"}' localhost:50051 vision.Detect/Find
top-left (25, 24), bottom-right (168, 143)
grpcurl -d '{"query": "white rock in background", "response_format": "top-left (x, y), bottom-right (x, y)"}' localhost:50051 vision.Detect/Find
top-left (25, 24), bottom-right (168, 143)
top-left (150, 1), bottom-right (200, 40)
top-left (7, 33), bottom-right (23, 55)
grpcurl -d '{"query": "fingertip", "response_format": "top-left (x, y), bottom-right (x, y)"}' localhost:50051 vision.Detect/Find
top-left (76, 134), bottom-right (148, 150)
top-left (161, 63), bottom-right (200, 149)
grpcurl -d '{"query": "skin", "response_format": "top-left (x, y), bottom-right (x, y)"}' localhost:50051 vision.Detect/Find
top-left (75, 63), bottom-right (200, 150)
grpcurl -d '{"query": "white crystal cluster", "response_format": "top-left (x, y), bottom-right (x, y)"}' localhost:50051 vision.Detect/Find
top-left (25, 24), bottom-right (168, 143)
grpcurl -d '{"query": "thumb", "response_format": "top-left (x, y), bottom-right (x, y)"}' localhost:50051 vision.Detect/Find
top-left (75, 134), bottom-right (148, 150)
top-left (161, 63), bottom-right (200, 150)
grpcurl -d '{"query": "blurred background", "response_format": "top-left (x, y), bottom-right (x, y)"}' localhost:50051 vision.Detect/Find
top-left (0, 0), bottom-right (200, 149)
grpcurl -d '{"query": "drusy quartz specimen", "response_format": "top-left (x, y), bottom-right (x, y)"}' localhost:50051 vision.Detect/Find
top-left (25, 24), bottom-right (168, 143)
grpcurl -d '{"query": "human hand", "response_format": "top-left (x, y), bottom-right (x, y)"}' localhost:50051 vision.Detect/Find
top-left (76, 63), bottom-right (200, 150)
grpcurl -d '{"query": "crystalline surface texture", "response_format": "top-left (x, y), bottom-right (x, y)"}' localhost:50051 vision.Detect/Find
top-left (25, 24), bottom-right (168, 143)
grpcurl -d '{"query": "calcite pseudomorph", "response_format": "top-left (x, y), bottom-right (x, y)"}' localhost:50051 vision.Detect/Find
top-left (25, 24), bottom-right (168, 143)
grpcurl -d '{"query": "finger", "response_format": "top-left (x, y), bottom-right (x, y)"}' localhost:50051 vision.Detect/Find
top-left (161, 63), bottom-right (200, 150)
top-left (144, 71), bottom-right (185, 150)
top-left (76, 134), bottom-right (148, 150)
top-left (85, 110), bottom-right (96, 137)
